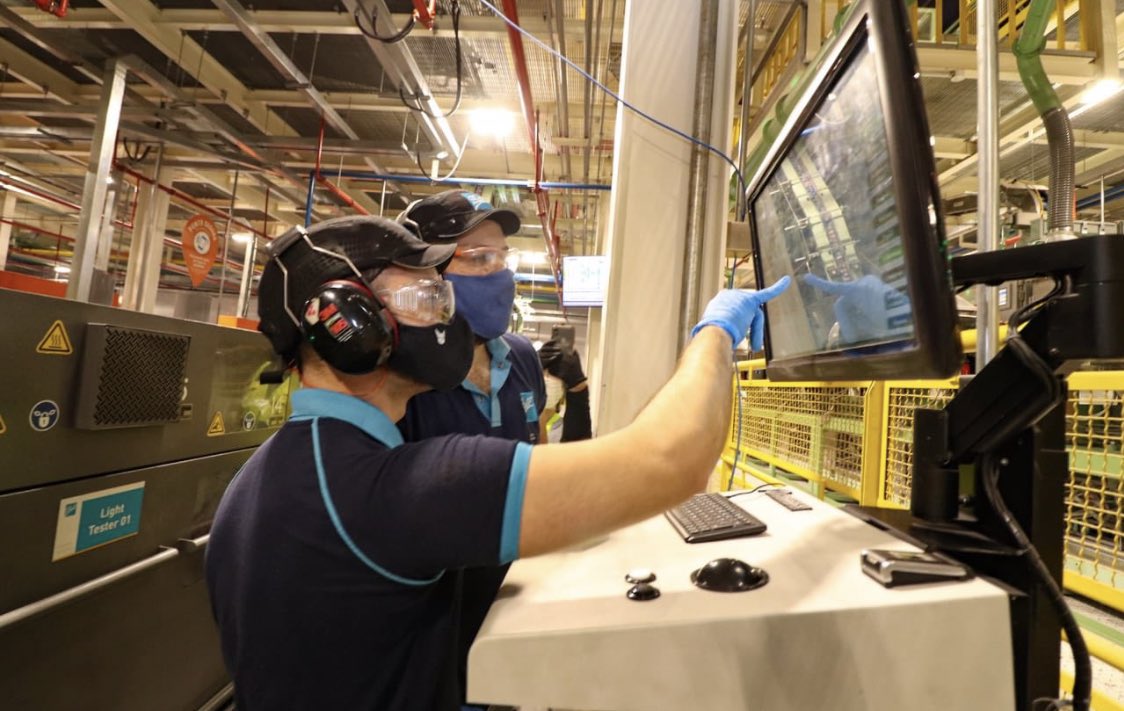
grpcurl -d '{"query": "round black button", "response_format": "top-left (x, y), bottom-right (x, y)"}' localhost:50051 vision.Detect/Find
top-left (626, 583), bottom-right (661, 601)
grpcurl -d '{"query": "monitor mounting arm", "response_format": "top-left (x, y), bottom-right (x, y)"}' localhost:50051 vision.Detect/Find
top-left (892, 234), bottom-right (1124, 711)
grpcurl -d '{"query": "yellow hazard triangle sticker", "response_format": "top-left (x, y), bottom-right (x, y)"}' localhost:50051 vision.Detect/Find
top-left (37, 320), bottom-right (73, 355)
top-left (207, 411), bottom-right (226, 436)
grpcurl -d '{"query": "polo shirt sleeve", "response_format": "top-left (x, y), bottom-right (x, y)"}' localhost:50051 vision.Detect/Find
top-left (326, 433), bottom-right (532, 579)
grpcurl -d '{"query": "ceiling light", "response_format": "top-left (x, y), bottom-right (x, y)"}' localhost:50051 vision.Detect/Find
top-left (522, 251), bottom-right (548, 267)
top-left (434, 150), bottom-right (450, 160)
top-left (54, 265), bottom-right (71, 274)
top-left (1081, 78), bottom-right (1122, 107)
top-left (469, 109), bottom-right (516, 139)
top-left (231, 232), bottom-right (253, 244)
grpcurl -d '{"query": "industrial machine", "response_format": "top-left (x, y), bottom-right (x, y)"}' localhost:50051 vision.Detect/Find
top-left (0, 288), bottom-right (293, 710)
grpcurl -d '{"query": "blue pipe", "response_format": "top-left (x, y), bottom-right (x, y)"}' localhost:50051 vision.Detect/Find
top-left (304, 170), bottom-right (316, 227)
top-left (1075, 182), bottom-right (1124, 211)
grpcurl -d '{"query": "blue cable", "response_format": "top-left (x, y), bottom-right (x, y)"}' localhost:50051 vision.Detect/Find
top-left (479, 0), bottom-right (752, 490)
top-left (475, 0), bottom-right (746, 196)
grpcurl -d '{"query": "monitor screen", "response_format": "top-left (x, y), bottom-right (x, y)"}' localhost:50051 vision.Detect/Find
top-left (747, 0), bottom-right (960, 381)
top-left (563, 256), bottom-right (610, 307)
top-left (754, 49), bottom-right (912, 361)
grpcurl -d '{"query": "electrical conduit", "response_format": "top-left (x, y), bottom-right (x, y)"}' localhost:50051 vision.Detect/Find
top-left (1013, 0), bottom-right (1075, 237)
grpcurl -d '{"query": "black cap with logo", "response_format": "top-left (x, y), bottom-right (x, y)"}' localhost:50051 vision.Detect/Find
top-left (258, 215), bottom-right (455, 358)
top-left (398, 189), bottom-right (521, 243)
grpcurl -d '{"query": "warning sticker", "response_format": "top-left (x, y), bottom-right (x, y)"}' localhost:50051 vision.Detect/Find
top-left (207, 411), bottom-right (226, 436)
top-left (36, 320), bottom-right (73, 355)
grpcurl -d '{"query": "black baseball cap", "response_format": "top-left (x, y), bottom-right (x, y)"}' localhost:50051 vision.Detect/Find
top-left (258, 215), bottom-right (456, 358)
top-left (398, 189), bottom-right (521, 244)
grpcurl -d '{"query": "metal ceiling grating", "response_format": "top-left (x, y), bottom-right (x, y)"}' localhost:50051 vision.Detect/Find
top-left (1002, 143), bottom-right (1102, 182)
top-left (921, 77), bottom-right (1030, 139)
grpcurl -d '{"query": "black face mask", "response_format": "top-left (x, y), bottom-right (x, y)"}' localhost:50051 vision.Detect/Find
top-left (387, 312), bottom-right (475, 391)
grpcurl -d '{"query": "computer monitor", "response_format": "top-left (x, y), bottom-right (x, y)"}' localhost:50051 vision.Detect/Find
top-left (746, 0), bottom-right (961, 381)
top-left (562, 255), bottom-right (610, 307)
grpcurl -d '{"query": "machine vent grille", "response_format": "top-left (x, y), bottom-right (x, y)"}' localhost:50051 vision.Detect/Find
top-left (76, 325), bottom-right (190, 429)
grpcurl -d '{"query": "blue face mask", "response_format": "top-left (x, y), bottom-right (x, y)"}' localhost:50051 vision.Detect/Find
top-left (445, 270), bottom-right (516, 340)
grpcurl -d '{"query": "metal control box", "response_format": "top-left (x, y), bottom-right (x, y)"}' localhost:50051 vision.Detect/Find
top-left (0, 288), bottom-right (295, 710)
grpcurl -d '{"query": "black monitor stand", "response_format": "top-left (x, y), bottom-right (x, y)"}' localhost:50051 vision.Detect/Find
top-left (849, 234), bottom-right (1124, 711)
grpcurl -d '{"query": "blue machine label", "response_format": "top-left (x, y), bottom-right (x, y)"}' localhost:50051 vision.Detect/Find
top-left (52, 482), bottom-right (145, 561)
top-left (29, 399), bottom-right (60, 432)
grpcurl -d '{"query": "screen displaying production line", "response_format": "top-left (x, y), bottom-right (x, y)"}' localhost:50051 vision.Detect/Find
top-left (754, 50), bottom-right (912, 357)
top-left (748, 6), bottom-right (960, 382)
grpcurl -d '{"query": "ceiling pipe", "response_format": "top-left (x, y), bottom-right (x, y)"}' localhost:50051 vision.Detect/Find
top-left (208, 0), bottom-right (410, 202)
top-left (0, 175), bottom-right (133, 230)
top-left (115, 162), bottom-right (268, 241)
top-left (499, 0), bottom-right (563, 297)
top-left (549, 0), bottom-right (572, 179)
top-left (306, 116), bottom-right (371, 227)
top-left (332, 169), bottom-right (609, 191)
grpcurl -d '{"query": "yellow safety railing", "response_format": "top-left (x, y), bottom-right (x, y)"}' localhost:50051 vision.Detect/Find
top-left (721, 331), bottom-right (1124, 691)
top-left (751, 0), bottom-right (1093, 116)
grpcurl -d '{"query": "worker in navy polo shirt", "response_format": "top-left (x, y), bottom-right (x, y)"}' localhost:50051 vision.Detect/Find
top-left (205, 214), bottom-right (789, 711)
top-left (395, 191), bottom-right (592, 709)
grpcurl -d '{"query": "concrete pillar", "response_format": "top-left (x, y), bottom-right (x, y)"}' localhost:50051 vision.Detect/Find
top-left (594, 0), bottom-right (739, 434)
top-left (67, 59), bottom-right (126, 302)
top-left (0, 191), bottom-right (17, 270)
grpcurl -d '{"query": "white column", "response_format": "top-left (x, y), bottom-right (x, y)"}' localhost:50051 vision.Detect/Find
top-left (594, 0), bottom-right (739, 434)
top-left (138, 190), bottom-right (170, 314)
top-left (0, 191), bottom-right (17, 270)
top-left (67, 59), bottom-right (126, 302)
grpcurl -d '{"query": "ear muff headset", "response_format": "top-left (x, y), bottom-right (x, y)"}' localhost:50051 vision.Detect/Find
top-left (267, 227), bottom-right (398, 375)
top-left (300, 279), bottom-right (397, 375)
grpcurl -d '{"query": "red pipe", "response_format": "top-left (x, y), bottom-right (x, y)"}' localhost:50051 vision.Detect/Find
top-left (115, 163), bottom-right (272, 241)
top-left (412, 0), bottom-right (437, 30)
top-left (313, 116), bottom-right (370, 216)
top-left (0, 175), bottom-right (133, 230)
top-left (499, 0), bottom-right (564, 299)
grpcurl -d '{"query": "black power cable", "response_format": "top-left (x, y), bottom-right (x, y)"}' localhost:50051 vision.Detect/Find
top-left (978, 279), bottom-right (1091, 711)
top-left (398, 0), bottom-right (462, 120)
top-left (353, 1), bottom-right (415, 43)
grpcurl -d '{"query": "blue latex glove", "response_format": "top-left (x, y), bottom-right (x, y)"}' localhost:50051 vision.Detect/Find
top-left (802, 274), bottom-right (912, 344)
top-left (691, 277), bottom-right (791, 351)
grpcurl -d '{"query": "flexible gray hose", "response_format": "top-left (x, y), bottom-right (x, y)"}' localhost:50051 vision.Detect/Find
top-left (1043, 107), bottom-right (1075, 236)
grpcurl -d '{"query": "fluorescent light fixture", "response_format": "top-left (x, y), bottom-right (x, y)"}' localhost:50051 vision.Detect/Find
top-left (231, 232), bottom-right (253, 244)
top-left (469, 109), bottom-right (516, 139)
top-left (1081, 78), bottom-right (1122, 107)
top-left (522, 251), bottom-right (548, 267)
top-left (505, 250), bottom-right (521, 272)
top-left (54, 265), bottom-right (71, 274)
top-left (434, 150), bottom-right (450, 160)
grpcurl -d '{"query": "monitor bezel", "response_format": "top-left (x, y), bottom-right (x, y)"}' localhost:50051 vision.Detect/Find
top-left (745, 0), bottom-right (961, 382)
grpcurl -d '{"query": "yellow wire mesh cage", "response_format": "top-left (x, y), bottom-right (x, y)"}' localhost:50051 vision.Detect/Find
top-left (880, 381), bottom-right (960, 508)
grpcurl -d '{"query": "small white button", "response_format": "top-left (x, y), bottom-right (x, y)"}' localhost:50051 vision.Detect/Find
top-left (625, 568), bottom-right (656, 585)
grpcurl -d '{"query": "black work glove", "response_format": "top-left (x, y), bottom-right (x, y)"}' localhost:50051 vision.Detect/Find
top-left (538, 340), bottom-right (586, 390)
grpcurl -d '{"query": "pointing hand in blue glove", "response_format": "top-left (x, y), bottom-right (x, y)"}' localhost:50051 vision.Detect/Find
top-left (691, 276), bottom-right (791, 351)
top-left (802, 274), bottom-right (912, 345)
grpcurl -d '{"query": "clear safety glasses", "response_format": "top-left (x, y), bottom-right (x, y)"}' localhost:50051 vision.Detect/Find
top-left (450, 246), bottom-right (520, 276)
top-left (375, 278), bottom-right (456, 325)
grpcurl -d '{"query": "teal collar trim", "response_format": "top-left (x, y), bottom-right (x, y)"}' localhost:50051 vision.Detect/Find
top-left (290, 388), bottom-right (404, 448)
top-left (462, 337), bottom-right (513, 428)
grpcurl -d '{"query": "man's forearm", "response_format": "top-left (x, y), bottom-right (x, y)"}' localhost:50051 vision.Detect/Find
top-left (627, 327), bottom-right (733, 476)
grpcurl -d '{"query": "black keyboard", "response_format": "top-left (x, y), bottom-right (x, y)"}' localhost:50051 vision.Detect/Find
top-left (665, 493), bottom-right (767, 543)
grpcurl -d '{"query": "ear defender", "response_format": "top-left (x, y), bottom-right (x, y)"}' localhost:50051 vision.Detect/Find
top-left (300, 280), bottom-right (397, 374)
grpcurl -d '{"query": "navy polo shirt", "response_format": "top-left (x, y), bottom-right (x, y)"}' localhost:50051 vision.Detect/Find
top-left (205, 388), bottom-right (532, 711)
top-left (399, 333), bottom-right (547, 444)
